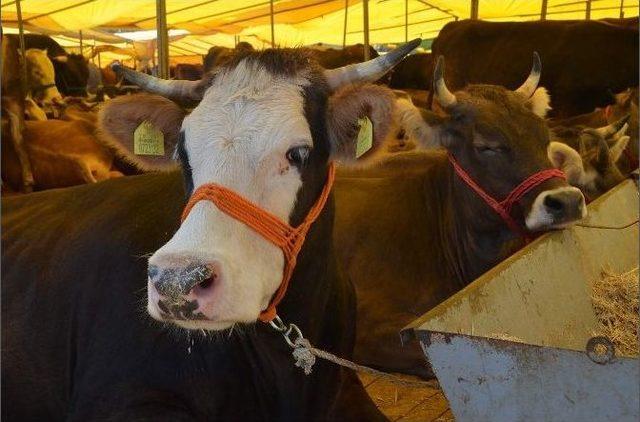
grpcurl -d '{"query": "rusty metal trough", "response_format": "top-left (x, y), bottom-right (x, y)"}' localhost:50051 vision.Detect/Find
top-left (403, 179), bottom-right (639, 422)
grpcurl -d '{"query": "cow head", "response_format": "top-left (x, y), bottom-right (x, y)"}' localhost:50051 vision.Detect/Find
top-left (24, 49), bottom-right (63, 108)
top-left (549, 116), bottom-right (630, 199)
top-left (99, 41), bottom-right (420, 330)
top-left (406, 53), bottom-right (585, 232)
top-left (51, 53), bottom-right (89, 96)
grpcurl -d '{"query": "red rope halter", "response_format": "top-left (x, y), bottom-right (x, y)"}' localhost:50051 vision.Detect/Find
top-left (181, 163), bottom-right (336, 322)
top-left (448, 153), bottom-right (566, 239)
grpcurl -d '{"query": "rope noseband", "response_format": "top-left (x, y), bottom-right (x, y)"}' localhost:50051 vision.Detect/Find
top-left (181, 163), bottom-right (336, 322)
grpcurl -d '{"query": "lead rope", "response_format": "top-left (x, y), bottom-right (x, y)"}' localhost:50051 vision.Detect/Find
top-left (269, 315), bottom-right (440, 389)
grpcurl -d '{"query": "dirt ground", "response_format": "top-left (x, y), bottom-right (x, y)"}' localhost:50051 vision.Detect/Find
top-left (359, 373), bottom-right (454, 421)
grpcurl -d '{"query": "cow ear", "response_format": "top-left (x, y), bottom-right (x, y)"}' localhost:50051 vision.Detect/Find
top-left (393, 98), bottom-right (443, 148)
top-left (97, 93), bottom-right (186, 172)
top-left (525, 87), bottom-right (552, 117)
top-left (326, 84), bottom-right (395, 164)
top-left (51, 55), bottom-right (68, 63)
top-left (547, 141), bottom-right (585, 185)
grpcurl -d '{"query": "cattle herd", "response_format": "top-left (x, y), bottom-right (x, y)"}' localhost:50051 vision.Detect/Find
top-left (1, 16), bottom-right (638, 420)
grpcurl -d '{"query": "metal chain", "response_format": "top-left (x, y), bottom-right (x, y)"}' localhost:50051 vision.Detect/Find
top-left (269, 315), bottom-right (440, 389)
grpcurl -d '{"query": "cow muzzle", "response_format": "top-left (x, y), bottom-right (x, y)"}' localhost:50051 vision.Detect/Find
top-left (147, 255), bottom-right (225, 326)
top-left (525, 187), bottom-right (587, 231)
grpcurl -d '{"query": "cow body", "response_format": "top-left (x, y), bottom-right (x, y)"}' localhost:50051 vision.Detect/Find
top-left (310, 44), bottom-right (379, 69)
top-left (1, 172), bottom-right (379, 420)
top-left (431, 18), bottom-right (638, 117)
top-left (388, 53), bottom-right (432, 90)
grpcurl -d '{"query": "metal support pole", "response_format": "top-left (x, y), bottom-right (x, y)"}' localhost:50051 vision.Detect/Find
top-left (470, 0), bottom-right (479, 19)
top-left (541, 0), bottom-right (548, 20)
top-left (363, 0), bottom-right (370, 61)
top-left (404, 0), bottom-right (408, 42)
top-left (585, 0), bottom-right (592, 19)
top-left (79, 30), bottom-right (83, 56)
top-left (342, 0), bottom-right (348, 48)
top-left (619, 0), bottom-right (625, 18)
top-left (269, 0), bottom-right (275, 48)
top-left (97, 52), bottom-right (101, 68)
top-left (15, 0), bottom-right (28, 95)
top-left (156, 0), bottom-right (169, 79)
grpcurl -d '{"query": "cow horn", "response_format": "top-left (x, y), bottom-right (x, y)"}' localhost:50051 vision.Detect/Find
top-left (596, 114), bottom-right (630, 138)
top-left (515, 52), bottom-right (541, 98)
top-left (112, 64), bottom-right (202, 101)
top-left (433, 56), bottom-right (457, 109)
top-left (324, 38), bottom-right (421, 90)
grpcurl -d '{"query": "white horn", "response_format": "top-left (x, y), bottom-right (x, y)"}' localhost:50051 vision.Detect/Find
top-left (433, 56), bottom-right (457, 109)
top-left (113, 64), bottom-right (202, 101)
top-left (596, 114), bottom-right (630, 138)
top-left (324, 38), bottom-right (421, 90)
top-left (515, 52), bottom-right (541, 98)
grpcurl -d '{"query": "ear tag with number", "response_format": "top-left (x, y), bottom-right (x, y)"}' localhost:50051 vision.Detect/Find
top-left (134, 121), bottom-right (165, 156)
top-left (355, 116), bottom-right (373, 159)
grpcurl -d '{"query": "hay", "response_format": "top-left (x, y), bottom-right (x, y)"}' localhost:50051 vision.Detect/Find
top-left (591, 267), bottom-right (639, 357)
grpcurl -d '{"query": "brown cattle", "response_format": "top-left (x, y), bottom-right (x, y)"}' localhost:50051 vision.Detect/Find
top-left (430, 18), bottom-right (638, 117)
top-left (2, 119), bottom-right (123, 191)
top-left (334, 55), bottom-right (585, 378)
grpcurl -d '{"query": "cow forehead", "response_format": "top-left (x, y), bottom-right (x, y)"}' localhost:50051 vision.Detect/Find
top-left (183, 60), bottom-right (314, 181)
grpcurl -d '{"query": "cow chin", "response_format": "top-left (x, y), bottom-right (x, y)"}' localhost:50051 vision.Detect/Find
top-left (525, 186), bottom-right (587, 231)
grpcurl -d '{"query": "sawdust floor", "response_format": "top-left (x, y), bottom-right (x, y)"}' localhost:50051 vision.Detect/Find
top-left (359, 373), bottom-right (453, 421)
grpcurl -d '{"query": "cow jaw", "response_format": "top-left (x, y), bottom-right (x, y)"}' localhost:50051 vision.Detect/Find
top-left (147, 61), bottom-right (312, 331)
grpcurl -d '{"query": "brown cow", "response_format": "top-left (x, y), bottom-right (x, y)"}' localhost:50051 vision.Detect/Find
top-left (334, 54), bottom-right (586, 378)
top-left (430, 18), bottom-right (638, 117)
top-left (2, 119), bottom-right (123, 191)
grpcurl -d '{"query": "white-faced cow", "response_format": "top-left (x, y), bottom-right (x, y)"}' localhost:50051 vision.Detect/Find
top-left (333, 54), bottom-right (587, 378)
top-left (2, 40), bottom-right (420, 420)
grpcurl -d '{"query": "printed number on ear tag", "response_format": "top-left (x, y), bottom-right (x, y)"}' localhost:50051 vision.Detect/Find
top-left (355, 116), bottom-right (373, 159)
top-left (134, 121), bottom-right (165, 156)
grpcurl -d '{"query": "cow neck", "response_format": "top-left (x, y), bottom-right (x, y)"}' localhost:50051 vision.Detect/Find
top-left (429, 156), bottom-right (525, 287)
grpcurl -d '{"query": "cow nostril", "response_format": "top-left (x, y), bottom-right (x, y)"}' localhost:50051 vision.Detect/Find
top-left (148, 264), bottom-right (160, 281)
top-left (543, 195), bottom-right (564, 213)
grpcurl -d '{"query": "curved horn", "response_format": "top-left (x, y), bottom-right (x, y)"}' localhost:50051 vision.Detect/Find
top-left (112, 64), bottom-right (202, 101)
top-left (324, 38), bottom-right (421, 90)
top-left (433, 56), bottom-right (457, 109)
top-left (515, 52), bottom-right (541, 98)
top-left (596, 114), bottom-right (630, 138)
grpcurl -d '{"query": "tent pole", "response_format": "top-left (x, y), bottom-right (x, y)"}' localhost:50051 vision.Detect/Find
top-left (79, 30), bottom-right (83, 56)
top-left (15, 0), bottom-right (28, 96)
top-left (363, 0), bottom-right (370, 61)
top-left (540, 0), bottom-right (548, 20)
top-left (470, 0), bottom-right (479, 19)
top-left (619, 0), bottom-right (624, 18)
top-left (342, 0), bottom-right (348, 48)
top-left (269, 0), bottom-right (275, 47)
top-left (404, 0), bottom-right (408, 42)
top-left (156, 0), bottom-right (169, 79)
top-left (585, 0), bottom-right (591, 19)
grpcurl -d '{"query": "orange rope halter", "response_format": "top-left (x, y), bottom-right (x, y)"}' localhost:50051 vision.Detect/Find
top-left (181, 163), bottom-right (336, 322)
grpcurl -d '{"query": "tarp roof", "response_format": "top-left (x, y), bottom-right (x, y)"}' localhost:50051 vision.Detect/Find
top-left (2, 0), bottom-right (638, 56)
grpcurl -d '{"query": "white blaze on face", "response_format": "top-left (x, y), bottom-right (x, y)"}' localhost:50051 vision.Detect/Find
top-left (148, 60), bottom-right (314, 329)
top-left (25, 49), bottom-right (63, 106)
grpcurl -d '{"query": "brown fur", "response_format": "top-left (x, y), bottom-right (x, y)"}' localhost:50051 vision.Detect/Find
top-left (97, 93), bottom-right (186, 172)
top-left (327, 84), bottom-right (395, 163)
top-left (2, 120), bottom-right (122, 191)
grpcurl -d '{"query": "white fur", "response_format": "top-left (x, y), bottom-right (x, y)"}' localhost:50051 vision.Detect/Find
top-left (148, 60), bottom-right (317, 330)
top-left (525, 186), bottom-right (587, 231)
top-left (526, 87), bottom-right (552, 118)
top-left (25, 49), bottom-right (63, 105)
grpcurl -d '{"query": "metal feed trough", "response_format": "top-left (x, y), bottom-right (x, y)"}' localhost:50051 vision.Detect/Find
top-left (403, 179), bottom-right (639, 422)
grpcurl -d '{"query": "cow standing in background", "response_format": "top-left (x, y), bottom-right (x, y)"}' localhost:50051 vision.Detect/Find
top-left (334, 55), bottom-right (586, 378)
top-left (7, 34), bottom-right (90, 97)
top-left (430, 18), bottom-right (638, 117)
top-left (388, 52), bottom-right (432, 90)
top-left (203, 42), bottom-right (255, 73)
top-left (309, 44), bottom-right (379, 69)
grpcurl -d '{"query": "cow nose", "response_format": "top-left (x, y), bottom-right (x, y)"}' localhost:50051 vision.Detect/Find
top-left (543, 189), bottom-right (584, 218)
top-left (149, 262), bottom-right (217, 298)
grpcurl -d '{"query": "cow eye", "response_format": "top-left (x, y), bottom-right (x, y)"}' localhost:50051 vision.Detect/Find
top-left (475, 145), bottom-right (508, 156)
top-left (286, 146), bottom-right (311, 167)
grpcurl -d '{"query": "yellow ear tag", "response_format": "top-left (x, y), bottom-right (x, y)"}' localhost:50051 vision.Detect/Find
top-left (134, 120), bottom-right (165, 156)
top-left (355, 116), bottom-right (373, 159)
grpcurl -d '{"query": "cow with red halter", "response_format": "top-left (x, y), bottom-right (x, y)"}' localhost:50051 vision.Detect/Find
top-left (2, 41), bottom-right (420, 420)
top-left (333, 53), bottom-right (587, 378)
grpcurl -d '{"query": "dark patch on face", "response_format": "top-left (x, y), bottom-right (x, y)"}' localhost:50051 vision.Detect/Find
top-left (175, 131), bottom-right (194, 197)
top-left (157, 298), bottom-right (208, 321)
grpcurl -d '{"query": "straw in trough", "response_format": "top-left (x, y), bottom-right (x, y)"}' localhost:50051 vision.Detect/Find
top-left (591, 267), bottom-right (639, 357)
